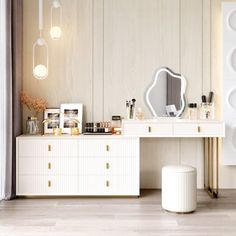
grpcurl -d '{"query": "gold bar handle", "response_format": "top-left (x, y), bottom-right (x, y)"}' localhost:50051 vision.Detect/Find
top-left (48, 180), bottom-right (51, 187)
top-left (198, 126), bottom-right (201, 133)
top-left (148, 126), bottom-right (152, 133)
top-left (106, 163), bottom-right (110, 169)
top-left (48, 145), bottom-right (51, 152)
top-left (106, 145), bottom-right (109, 151)
top-left (106, 180), bottom-right (109, 187)
top-left (48, 163), bottom-right (51, 169)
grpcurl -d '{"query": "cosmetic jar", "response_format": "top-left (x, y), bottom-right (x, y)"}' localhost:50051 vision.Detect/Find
top-left (135, 107), bottom-right (144, 120)
top-left (200, 103), bottom-right (215, 120)
top-left (112, 116), bottom-right (122, 135)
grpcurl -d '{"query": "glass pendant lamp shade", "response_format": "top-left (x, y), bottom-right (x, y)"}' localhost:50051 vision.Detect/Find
top-left (50, 0), bottom-right (62, 40)
top-left (50, 26), bottom-right (62, 39)
top-left (33, 38), bottom-right (48, 80)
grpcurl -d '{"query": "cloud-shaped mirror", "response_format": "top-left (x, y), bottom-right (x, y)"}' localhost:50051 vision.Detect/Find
top-left (145, 67), bottom-right (186, 117)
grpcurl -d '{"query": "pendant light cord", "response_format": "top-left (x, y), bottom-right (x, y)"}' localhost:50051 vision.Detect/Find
top-left (39, 0), bottom-right (43, 38)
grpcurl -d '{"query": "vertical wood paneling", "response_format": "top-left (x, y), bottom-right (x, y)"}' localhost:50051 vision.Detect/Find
top-left (202, 0), bottom-right (211, 95)
top-left (93, 0), bottom-right (104, 121)
top-left (103, 0), bottom-right (180, 120)
top-left (180, 0), bottom-right (204, 188)
top-left (181, 0), bottom-right (203, 103)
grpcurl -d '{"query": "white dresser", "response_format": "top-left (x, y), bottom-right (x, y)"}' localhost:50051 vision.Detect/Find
top-left (16, 136), bottom-right (140, 196)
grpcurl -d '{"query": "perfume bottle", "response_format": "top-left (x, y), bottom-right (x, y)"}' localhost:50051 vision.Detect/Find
top-left (188, 103), bottom-right (198, 120)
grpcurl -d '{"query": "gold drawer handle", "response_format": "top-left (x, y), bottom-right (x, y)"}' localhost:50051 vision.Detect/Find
top-left (106, 163), bottom-right (110, 169)
top-left (106, 180), bottom-right (110, 187)
top-left (48, 180), bottom-right (51, 187)
top-left (148, 126), bottom-right (151, 133)
top-left (48, 145), bottom-right (51, 152)
top-left (197, 126), bottom-right (201, 133)
top-left (106, 145), bottom-right (109, 151)
top-left (48, 163), bottom-right (51, 169)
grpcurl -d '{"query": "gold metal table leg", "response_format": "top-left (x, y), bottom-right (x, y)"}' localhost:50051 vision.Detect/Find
top-left (204, 137), bottom-right (220, 198)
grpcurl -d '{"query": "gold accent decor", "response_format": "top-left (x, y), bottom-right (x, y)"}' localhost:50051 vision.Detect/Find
top-left (106, 163), bottom-right (110, 169)
top-left (48, 163), bottom-right (51, 169)
top-left (48, 180), bottom-right (51, 187)
top-left (106, 145), bottom-right (109, 151)
top-left (70, 127), bottom-right (80, 135)
top-left (106, 181), bottom-right (109, 187)
top-left (53, 128), bottom-right (62, 136)
top-left (48, 145), bottom-right (51, 151)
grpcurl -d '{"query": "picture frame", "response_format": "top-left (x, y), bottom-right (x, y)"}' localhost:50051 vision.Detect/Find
top-left (44, 108), bottom-right (60, 134)
top-left (60, 103), bottom-right (83, 134)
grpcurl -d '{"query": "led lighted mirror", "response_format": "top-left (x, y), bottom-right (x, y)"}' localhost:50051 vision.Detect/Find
top-left (145, 67), bottom-right (186, 117)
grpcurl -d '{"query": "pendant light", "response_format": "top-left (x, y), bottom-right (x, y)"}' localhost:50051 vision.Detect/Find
top-left (50, 0), bottom-right (62, 40)
top-left (33, 0), bottom-right (48, 80)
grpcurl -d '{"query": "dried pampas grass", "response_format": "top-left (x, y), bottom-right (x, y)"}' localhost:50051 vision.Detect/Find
top-left (21, 92), bottom-right (47, 115)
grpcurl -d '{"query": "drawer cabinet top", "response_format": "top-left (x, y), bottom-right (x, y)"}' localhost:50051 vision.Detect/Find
top-left (16, 135), bottom-right (140, 140)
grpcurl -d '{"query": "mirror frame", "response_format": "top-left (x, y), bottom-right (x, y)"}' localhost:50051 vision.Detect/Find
top-left (145, 67), bottom-right (187, 118)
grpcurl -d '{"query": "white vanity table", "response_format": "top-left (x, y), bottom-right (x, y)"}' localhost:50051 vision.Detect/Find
top-left (16, 119), bottom-right (224, 198)
top-left (123, 119), bottom-right (225, 198)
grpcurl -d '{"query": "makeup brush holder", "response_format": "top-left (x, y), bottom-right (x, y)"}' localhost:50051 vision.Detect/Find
top-left (199, 103), bottom-right (215, 120)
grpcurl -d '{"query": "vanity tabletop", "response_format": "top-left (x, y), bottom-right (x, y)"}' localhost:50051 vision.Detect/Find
top-left (122, 118), bottom-right (224, 124)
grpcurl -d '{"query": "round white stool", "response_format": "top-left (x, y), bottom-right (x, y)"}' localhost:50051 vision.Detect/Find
top-left (162, 165), bottom-right (197, 213)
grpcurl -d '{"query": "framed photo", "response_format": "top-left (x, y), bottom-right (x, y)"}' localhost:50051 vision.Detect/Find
top-left (60, 103), bottom-right (83, 134)
top-left (44, 108), bottom-right (60, 134)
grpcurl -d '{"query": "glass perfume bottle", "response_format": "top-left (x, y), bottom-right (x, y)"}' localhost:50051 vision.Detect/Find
top-left (188, 103), bottom-right (198, 120)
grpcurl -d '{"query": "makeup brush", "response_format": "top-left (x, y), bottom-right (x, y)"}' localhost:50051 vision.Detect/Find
top-left (202, 95), bottom-right (207, 103)
top-left (208, 91), bottom-right (214, 103)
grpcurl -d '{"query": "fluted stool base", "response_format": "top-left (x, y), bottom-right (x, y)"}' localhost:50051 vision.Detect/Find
top-left (162, 165), bottom-right (197, 213)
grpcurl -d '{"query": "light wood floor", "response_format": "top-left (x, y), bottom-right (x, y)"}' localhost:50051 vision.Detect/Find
top-left (0, 190), bottom-right (236, 236)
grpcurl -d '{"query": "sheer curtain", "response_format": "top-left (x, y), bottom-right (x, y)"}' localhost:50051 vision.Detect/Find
top-left (0, 0), bottom-right (7, 201)
top-left (0, 0), bottom-right (22, 200)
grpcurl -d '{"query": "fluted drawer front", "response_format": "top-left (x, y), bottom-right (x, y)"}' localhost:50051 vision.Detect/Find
top-left (18, 176), bottom-right (79, 195)
top-left (19, 157), bottom-right (79, 175)
top-left (18, 139), bottom-right (80, 157)
top-left (78, 175), bottom-right (139, 196)
top-left (79, 138), bottom-right (139, 157)
top-left (78, 157), bottom-right (139, 176)
top-left (102, 158), bottom-right (139, 176)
